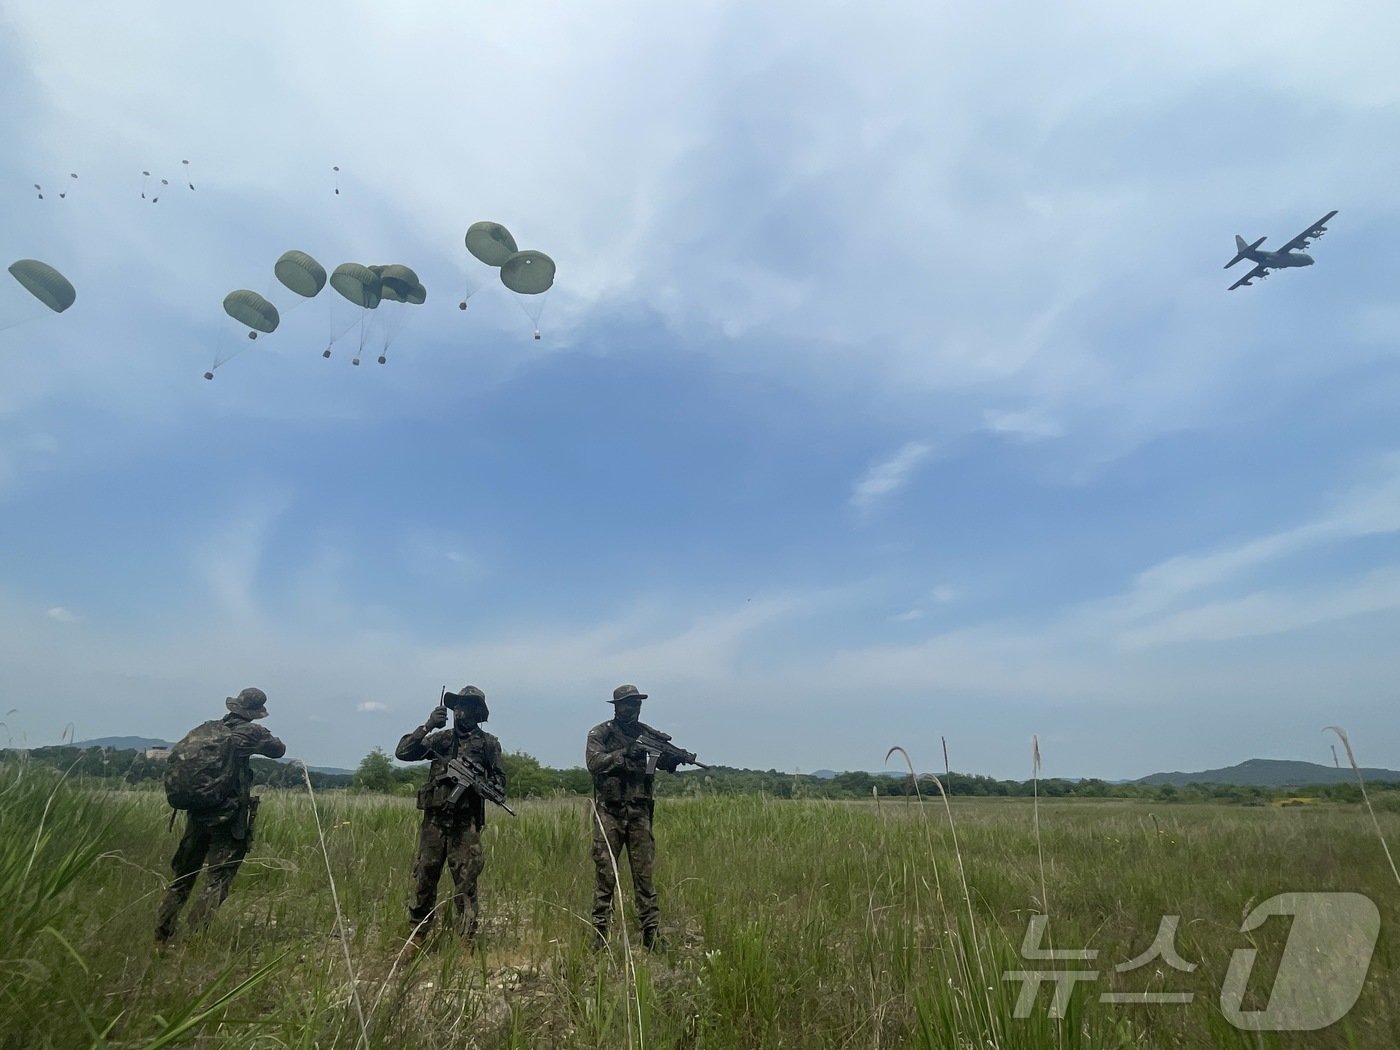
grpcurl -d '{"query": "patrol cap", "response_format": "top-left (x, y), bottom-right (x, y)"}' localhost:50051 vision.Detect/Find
top-left (610, 684), bottom-right (647, 703)
top-left (225, 686), bottom-right (268, 719)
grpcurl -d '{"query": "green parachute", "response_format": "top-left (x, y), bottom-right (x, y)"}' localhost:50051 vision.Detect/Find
top-left (465, 221), bottom-right (518, 267)
top-left (8, 259), bottom-right (77, 313)
top-left (500, 250), bottom-right (555, 339)
top-left (222, 290), bottom-right (280, 337)
top-left (205, 289), bottom-right (279, 379)
top-left (274, 250), bottom-right (327, 298)
top-left (323, 263), bottom-right (382, 362)
top-left (360, 265), bottom-right (426, 365)
top-left (460, 222), bottom-right (556, 338)
top-left (459, 221), bottom-right (517, 311)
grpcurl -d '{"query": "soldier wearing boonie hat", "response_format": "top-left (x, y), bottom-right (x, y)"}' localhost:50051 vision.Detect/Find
top-left (155, 686), bottom-right (285, 944)
top-left (395, 683), bottom-right (505, 946)
top-left (585, 683), bottom-right (672, 951)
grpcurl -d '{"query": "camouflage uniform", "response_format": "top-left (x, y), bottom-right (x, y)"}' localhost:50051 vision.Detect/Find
top-left (586, 684), bottom-right (680, 947)
top-left (395, 686), bottom-right (505, 939)
top-left (155, 689), bottom-right (285, 943)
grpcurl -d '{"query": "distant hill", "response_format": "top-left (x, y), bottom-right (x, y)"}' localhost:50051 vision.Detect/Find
top-left (73, 736), bottom-right (171, 750)
top-left (1137, 758), bottom-right (1400, 788)
top-left (67, 737), bottom-right (352, 776)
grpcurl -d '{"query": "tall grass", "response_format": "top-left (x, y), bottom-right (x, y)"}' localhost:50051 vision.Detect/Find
top-left (2, 763), bottom-right (1397, 1047)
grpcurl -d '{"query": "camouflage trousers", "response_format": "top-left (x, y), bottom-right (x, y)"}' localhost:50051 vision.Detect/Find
top-left (408, 813), bottom-right (484, 936)
top-left (591, 800), bottom-right (658, 935)
top-left (155, 807), bottom-right (252, 941)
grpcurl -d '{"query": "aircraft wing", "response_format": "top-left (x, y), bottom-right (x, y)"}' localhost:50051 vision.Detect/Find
top-left (1277, 210), bottom-right (1338, 253)
top-left (1229, 263), bottom-right (1269, 291)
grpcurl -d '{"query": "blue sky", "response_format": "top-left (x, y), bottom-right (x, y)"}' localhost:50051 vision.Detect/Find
top-left (3, 1), bottom-right (1400, 779)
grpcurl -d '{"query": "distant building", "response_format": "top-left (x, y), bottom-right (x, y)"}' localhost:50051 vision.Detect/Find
top-left (145, 746), bottom-right (170, 760)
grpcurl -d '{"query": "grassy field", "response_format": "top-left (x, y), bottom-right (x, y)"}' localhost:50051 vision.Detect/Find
top-left (3, 764), bottom-right (1397, 1049)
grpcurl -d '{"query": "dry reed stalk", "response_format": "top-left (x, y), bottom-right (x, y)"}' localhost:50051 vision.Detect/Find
top-left (885, 745), bottom-right (991, 1017)
top-left (299, 761), bottom-right (370, 1048)
top-left (1032, 735), bottom-right (1049, 916)
top-left (1325, 726), bottom-right (1400, 890)
top-left (590, 799), bottom-right (644, 1050)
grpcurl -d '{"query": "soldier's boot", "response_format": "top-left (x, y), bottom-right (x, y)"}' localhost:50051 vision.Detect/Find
top-left (590, 924), bottom-right (609, 952)
top-left (642, 926), bottom-right (668, 952)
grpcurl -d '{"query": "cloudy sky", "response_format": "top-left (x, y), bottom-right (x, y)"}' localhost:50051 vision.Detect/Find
top-left (3, 1), bottom-right (1399, 779)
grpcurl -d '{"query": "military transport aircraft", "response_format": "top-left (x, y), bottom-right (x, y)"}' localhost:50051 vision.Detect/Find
top-left (1225, 210), bottom-right (1338, 290)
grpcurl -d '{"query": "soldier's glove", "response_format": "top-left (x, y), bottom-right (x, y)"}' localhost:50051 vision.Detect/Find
top-left (658, 754), bottom-right (681, 774)
top-left (426, 705), bottom-right (449, 730)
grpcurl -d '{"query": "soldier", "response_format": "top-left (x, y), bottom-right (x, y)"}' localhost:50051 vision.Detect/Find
top-left (155, 687), bottom-right (285, 944)
top-left (395, 685), bottom-right (506, 945)
top-left (586, 683), bottom-right (680, 951)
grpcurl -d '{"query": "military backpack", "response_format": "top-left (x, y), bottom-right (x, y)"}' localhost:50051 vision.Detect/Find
top-left (164, 719), bottom-right (240, 810)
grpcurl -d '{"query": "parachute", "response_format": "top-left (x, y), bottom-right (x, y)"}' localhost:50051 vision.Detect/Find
top-left (34, 173), bottom-right (78, 201)
top-left (8, 259), bottom-right (77, 313)
top-left (205, 290), bottom-right (279, 380)
top-left (377, 264), bottom-right (420, 302)
top-left (465, 221), bottom-right (518, 267)
top-left (325, 263), bottom-right (382, 361)
top-left (362, 265), bottom-right (425, 365)
top-left (460, 221), bottom-right (517, 310)
top-left (500, 250), bottom-right (555, 339)
top-left (274, 250), bottom-right (327, 298)
top-left (222, 290), bottom-right (279, 338)
top-left (330, 263), bottom-right (382, 309)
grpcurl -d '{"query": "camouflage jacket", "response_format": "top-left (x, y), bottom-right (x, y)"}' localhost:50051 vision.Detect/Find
top-left (586, 719), bottom-right (663, 807)
top-left (222, 714), bottom-right (287, 799)
top-left (396, 723), bottom-right (505, 825)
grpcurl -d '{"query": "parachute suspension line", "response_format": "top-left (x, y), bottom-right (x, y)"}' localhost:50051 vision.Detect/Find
top-left (0, 316), bottom-right (41, 335)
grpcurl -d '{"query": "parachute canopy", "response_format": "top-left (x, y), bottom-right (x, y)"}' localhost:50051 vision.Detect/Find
top-left (274, 250), bottom-right (327, 298)
top-left (8, 259), bottom-right (76, 313)
top-left (465, 222), bottom-right (518, 267)
top-left (330, 263), bottom-right (382, 309)
top-left (222, 289), bottom-right (279, 335)
top-left (377, 264), bottom-right (420, 302)
top-left (500, 250), bottom-right (555, 295)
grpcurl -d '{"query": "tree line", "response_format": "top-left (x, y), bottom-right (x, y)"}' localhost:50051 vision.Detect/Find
top-left (7, 744), bottom-right (1398, 808)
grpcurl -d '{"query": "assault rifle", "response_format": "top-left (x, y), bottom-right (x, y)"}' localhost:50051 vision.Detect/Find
top-left (633, 725), bottom-right (709, 775)
top-left (433, 752), bottom-right (516, 816)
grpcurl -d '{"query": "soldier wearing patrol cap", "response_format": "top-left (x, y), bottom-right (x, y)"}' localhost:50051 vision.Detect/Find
top-left (585, 683), bottom-right (680, 951)
top-left (155, 687), bottom-right (285, 943)
top-left (395, 685), bottom-right (506, 944)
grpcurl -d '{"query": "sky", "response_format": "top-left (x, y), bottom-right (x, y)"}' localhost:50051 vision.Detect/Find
top-left (3, 1), bottom-right (1400, 780)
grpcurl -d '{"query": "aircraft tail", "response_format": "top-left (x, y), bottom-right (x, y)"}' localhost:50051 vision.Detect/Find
top-left (1224, 235), bottom-right (1266, 269)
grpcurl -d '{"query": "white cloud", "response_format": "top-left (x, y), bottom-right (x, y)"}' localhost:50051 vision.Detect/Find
top-left (356, 701), bottom-right (387, 713)
top-left (984, 409), bottom-right (1064, 442)
top-left (850, 442), bottom-right (935, 512)
top-left (46, 606), bottom-right (79, 623)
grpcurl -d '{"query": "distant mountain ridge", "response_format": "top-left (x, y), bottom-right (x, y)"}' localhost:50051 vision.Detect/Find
top-left (61, 737), bottom-right (354, 776)
top-left (1136, 758), bottom-right (1400, 787)
top-left (72, 736), bottom-right (172, 751)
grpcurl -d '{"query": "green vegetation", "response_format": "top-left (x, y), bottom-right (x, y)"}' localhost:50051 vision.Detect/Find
top-left (12, 744), bottom-right (1400, 807)
top-left (2, 756), bottom-right (1397, 1048)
